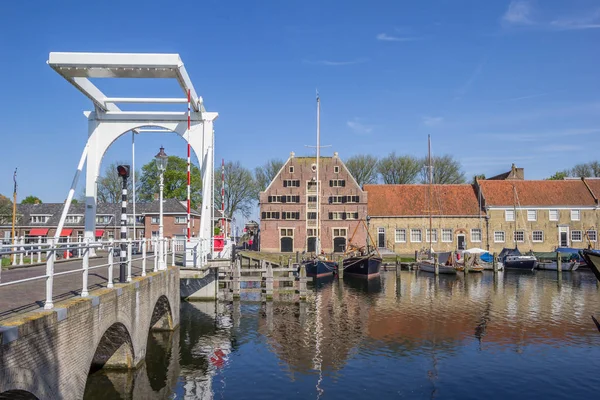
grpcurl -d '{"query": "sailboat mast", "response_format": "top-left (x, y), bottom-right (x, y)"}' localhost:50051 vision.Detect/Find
top-left (428, 135), bottom-right (433, 251)
top-left (513, 185), bottom-right (517, 248)
top-left (316, 92), bottom-right (321, 255)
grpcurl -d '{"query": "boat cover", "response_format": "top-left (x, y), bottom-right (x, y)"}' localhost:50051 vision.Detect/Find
top-left (480, 252), bottom-right (493, 263)
top-left (434, 251), bottom-right (452, 264)
top-left (499, 248), bottom-right (521, 260)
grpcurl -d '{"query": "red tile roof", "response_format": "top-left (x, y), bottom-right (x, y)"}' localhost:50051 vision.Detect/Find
top-left (364, 184), bottom-right (482, 216)
top-left (478, 179), bottom-right (597, 207)
top-left (583, 178), bottom-right (600, 202)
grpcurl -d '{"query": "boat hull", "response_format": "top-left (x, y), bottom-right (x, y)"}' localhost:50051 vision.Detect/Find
top-left (536, 261), bottom-right (580, 271)
top-left (504, 256), bottom-right (537, 270)
top-left (480, 262), bottom-right (504, 271)
top-left (304, 260), bottom-right (337, 277)
top-left (418, 262), bottom-right (457, 275)
top-left (343, 256), bottom-right (382, 278)
top-left (581, 250), bottom-right (600, 282)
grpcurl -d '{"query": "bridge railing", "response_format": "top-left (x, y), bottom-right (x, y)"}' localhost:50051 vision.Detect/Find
top-left (0, 237), bottom-right (179, 310)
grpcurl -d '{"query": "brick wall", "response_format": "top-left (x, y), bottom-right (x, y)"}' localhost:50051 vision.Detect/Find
top-left (0, 267), bottom-right (180, 400)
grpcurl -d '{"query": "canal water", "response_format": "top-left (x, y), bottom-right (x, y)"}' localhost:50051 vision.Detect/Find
top-left (84, 270), bottom-right (600, 399)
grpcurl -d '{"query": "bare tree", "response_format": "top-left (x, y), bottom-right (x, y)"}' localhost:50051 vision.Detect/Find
top-left (420, 155), bottom-right (466, 184)
top-left (92, 161), bottom-right (142, 204)
top-left (345, 154), bottom-right (379, 187)
top-left (254, 159), bottom-right (284, 195)
top-left (377, 153), bottom-right (421, 184)
top-left (571, 161), bottom-right (600, 178)
top-left (217, 161), bottom-right (258, 218)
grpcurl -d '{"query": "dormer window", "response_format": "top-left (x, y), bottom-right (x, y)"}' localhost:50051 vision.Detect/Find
top-left (30, 215), bottom-right (49, 223)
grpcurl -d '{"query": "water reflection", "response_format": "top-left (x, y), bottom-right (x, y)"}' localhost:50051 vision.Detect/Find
top-left (84, 270), bottom-right (600, 399)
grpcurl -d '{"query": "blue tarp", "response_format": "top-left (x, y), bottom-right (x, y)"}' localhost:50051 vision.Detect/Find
top-left (480, 252), bottom-right (493, 262)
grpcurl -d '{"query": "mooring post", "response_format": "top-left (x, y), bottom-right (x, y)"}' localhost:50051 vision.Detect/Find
top-left (557, 251), bottom-right (562, 277)
top-left (266, 261), bottom-right (274, 300)
top-left (464, 253), bottom-right (470, 275)
top-left (414, 250), bottom-right (418, 263)
top-left (396, 255), bottom-right (399, 270)
top-left (338, 257), bottom-right (344, 279)
top-left (233, 257), bottom-right (241, 299)
top-left (299, 264), bottom-right (307, 300)
top-left (434, 253), bottom-right (439, 275)
top-left (493, 252), bottom-right (498, 273)
top-left (296, 251), bottom-right (299, 263)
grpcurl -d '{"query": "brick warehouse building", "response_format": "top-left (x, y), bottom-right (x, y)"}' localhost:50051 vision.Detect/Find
top-left (258, 152), bottom-right (368, 253)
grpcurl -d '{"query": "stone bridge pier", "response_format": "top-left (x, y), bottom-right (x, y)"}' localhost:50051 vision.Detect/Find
top-left (0, 267), bottom-right (180, 400)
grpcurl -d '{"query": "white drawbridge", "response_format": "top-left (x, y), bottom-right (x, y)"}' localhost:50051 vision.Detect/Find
top-left (48, 52), bottom-right (217, 268)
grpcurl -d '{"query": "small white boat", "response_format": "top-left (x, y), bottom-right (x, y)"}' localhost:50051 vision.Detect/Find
top-left (536, 260), bottom-right (579, 271)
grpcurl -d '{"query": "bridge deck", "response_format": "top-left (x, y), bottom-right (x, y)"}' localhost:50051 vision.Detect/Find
top-left (0, 254), bottom-right (181, 321)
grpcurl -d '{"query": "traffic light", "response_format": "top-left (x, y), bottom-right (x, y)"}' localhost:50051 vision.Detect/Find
top-left (117, 165), bottom-right (130, 178)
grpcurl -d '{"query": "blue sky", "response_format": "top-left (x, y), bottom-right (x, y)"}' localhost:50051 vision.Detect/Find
top-left (1, 0), bottom-right (600, 214)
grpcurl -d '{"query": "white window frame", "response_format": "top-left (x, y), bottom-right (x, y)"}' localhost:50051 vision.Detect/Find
top-left (151, 216), bottom-right (160, 224)
top-left (571, 230), bottom-right (582, 242)
top-left (527, 210), bottom-right (537, 221)
top-left (175, 216), bottom-right (186, 224)
top-left (494, 231), bottom-right (505, 243)
top-left (587, 230), bottom-right (597, 242)
top-left (280, 228), bottom-right (294, 237)
top-left (65, 214), bottom-right (83, 224)
top-left (289, 166), bottom-right (294, 173)
top-left (395, 228), bottom-right (406, 243)
top-left (505, 210), bottom-right (515, 222)
top-left (571, 209), bottom-right (580, 221)
top-left (30, 215), bottom-right (50, 224)
top-left (532, 230), bottom-right (544, 243)
top-left (470, 228), bottom-right (482, 243)
top-left (334, 165), bottom-right (340, 173)
top-left (514, 231), bottom-right (525, 243)
top-left (441, 229), bottom-right (452, 243)
top-left (549, 209), bottom-right (559, 221)
top-left (410, 228), bottom-right (422, 243)
top-left (333, 228), bottom-right (347, 237)
top-left (426, 229), bottom-right (437, 243)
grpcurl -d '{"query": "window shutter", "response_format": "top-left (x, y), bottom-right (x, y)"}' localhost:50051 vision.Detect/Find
top-left (262, 212), bottom-right (266, 219)
top-left (342, 196), bottom-right (347, 203)
top-left (282, 212), bottom-right (286, 220)
top-left (295, 212), bottom-right (300, 219)
top-left (282, 196), bottom-right (286, 203)
top-left (296, 180), bottom-right (300, 187)
top-left (328, 197), bottom-right (332, 204)
top-left (342, 212), bottom-right (347, 220)
top-left (296, 195), bottom-right (300, 202)
top-left (355, 196), bottom-right (360, 203)
top-left (341, 180), bottom-right (346, 187)
top-left (355, 212), bottom-right (359, 219)
top-left (283, 180), bottom-right (288, 187)
top-left (268, 196), bottom-right (272, 202)
top-left (329, 180), bottom-right (333, 187)
top-left (329, 212), bottom-right (333, 220)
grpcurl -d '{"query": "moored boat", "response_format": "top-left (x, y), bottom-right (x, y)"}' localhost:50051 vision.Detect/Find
top-left (343, 255), bottom-right (382, 278)
top-left (418, 252), bottom-right (457, 274)
top-left (499, 248), bottom-right (537, 270)
top-left (536, 260), bottom-right (579, 271)
top-left (581, 250), bottom-right (600, 282)
top-left (304, 258), bottom-right (337, 278)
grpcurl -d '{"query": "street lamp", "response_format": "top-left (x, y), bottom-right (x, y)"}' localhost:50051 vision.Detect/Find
top-left (155, 146), bottom-right (168, 270)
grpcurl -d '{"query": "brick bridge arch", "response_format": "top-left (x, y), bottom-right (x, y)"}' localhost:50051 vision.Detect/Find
top-left (0, 268), bottom-right (180, 400)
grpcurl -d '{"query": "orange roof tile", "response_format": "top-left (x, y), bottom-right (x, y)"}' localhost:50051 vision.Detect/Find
top-left (364, 184), bottom-right (482, 216)
top-left (478, 179), bottom-right (597, 207)
top-left (583, 178), bottom-right (600, 202)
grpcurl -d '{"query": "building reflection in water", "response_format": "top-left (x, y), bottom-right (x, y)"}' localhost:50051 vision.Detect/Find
top-left (84, 270), bottom-right (600, 399)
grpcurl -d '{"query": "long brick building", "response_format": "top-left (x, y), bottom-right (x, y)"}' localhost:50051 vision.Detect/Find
top-left (258, 152), bottom-right (368, 253)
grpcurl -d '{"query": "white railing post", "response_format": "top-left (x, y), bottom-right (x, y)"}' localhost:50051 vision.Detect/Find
top-left (162, 238), bottom-right (168, 269)
top-left (77, 237), bottom-right (82, 258)
top-left (127, 238), bottom-right (132, 282)
top-left (29, 242), bottom-right (33, 265)
top-left (81, 237), bottom-right (90, 297)
top-left (171, 238), bottom-right (175, 267)
top-left (44, 238), bottom-right (55, 309)
top-left (66, 235), bottom-right (71, 260)
top-left (141, 238), bottom-right (147, 276)
top-left (153, 238), bottom-right (158, 272)
top-left (37, 236), bottom-right (42, 263)
top-left (107, 239), bottom-right (114, 288)
top-left (19, 237), bottom-right (24, 266)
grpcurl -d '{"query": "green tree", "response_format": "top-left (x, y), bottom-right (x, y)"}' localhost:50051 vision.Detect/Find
top-left (547, 170), bottom-right (569, 180)
top-left (472, 174), bottom-right (486, 184)
top-left (0, 194), bottom-right (13, 224)
top-left (216, 161), bottom-right (258, 218)
top-left (377, 153), bottom-right (421, 184)
top-left (345, 154), bottom-right (379, 187)
top-left (420, 155), bottom-right (466, 184)
top-left (254, 159), bottom-right (284, 195)
top-left (139, 156), bottom-right (202, 207)
top-left (21, 195), bottom-right (42, 204)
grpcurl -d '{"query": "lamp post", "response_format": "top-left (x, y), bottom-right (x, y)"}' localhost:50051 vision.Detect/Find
top-left (155, 146), bottom-right (168, 270)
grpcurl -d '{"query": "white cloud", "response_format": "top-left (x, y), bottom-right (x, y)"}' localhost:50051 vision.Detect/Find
top-left (422, 116), bottom-right (444, 127)
top-left (347, 118), bottom-right (374, 135)
top-left (502, 0), bottom-right (533, 25)
top-left (536, 144), bottom-right (584, 152)
top-left (376, 33), bottom-right (419, 42)
top-left (550, 10), bottom-right (600, 30)
top-left (303, 58), bottom-right (368, 66)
